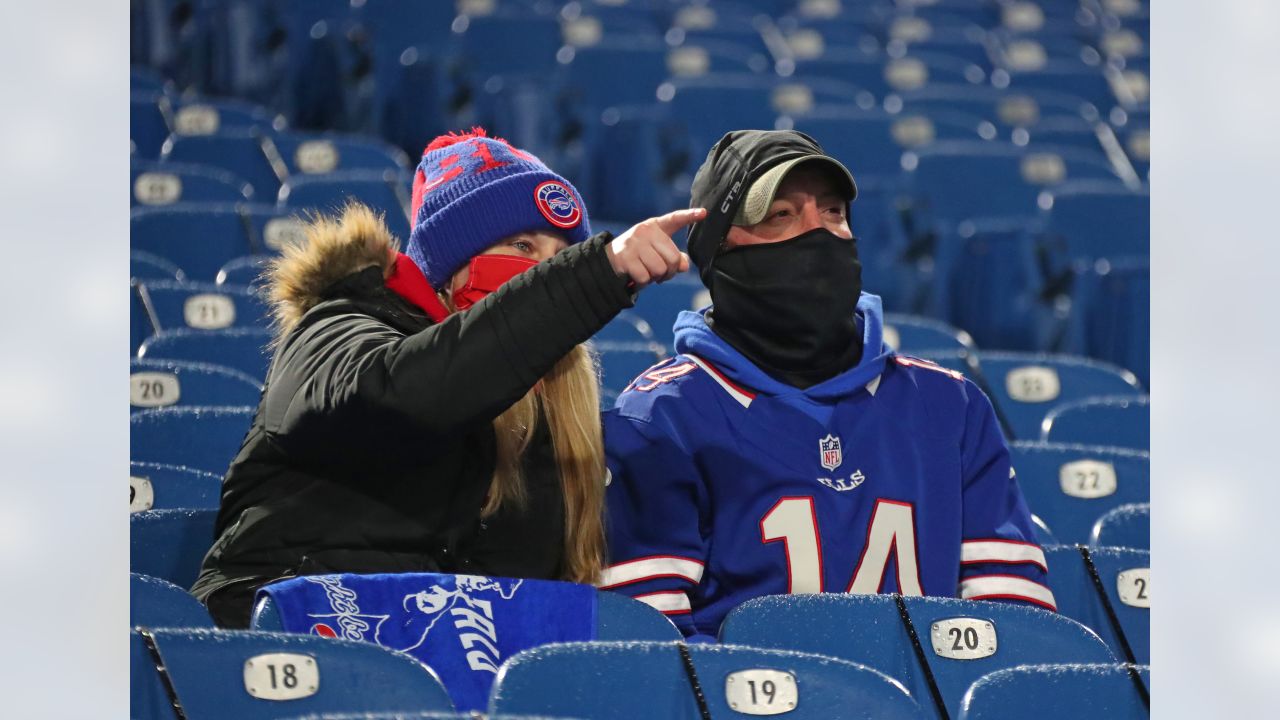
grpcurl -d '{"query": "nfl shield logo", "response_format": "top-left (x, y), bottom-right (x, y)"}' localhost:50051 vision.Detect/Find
top-left (819, 434), bottom-right (842, 471)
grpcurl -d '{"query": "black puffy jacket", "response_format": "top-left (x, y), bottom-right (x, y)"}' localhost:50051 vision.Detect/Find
top-left (190, 209), bottom-right (631, 626)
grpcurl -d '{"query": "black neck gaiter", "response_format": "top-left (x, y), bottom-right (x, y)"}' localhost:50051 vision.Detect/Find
top-left (707, 229), bottom-right (864, 389)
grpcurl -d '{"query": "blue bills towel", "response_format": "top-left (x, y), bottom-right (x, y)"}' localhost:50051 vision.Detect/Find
top-left (260, 573), bottom-right (597, 710)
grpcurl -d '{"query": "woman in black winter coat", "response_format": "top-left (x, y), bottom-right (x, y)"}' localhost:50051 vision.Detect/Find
top-left (190, 128), bottom-right (704, 628)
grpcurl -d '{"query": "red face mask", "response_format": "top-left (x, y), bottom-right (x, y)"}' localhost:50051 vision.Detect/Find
top-left (453, 254), bottom-right (539, 310)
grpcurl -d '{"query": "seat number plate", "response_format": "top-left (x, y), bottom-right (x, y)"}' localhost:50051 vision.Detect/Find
top-left (724, 669), bottom-right (798, 715)
top-left (243, 653), bottom-right (319, 701)
top-left (931, 618), bottom-right (997, 660)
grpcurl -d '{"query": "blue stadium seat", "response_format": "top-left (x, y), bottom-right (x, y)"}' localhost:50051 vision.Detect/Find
top-left (1009, 442), bottom-right (1149, 545)
top-left (254, 585), bottom-right (680, 641)
top-left (1040, 394), bottom-right (1148, 450)
top-left (131, 160), bottom-right (254, 206)
top-left (130, 461), bottom-right (224, 513)
top-left (1044, 546), bottom-right (1150, 665)
top-left (1014, 114), bottom-right (1107, 156)
top-left (278, 170), bottom-right (411, 241)
top-left (629, 276), bottom-right (708, 347)
top-left (958, 663), bottom-right (1149, 719)
top-left (896, 85), bottom-right (1099, 131)
top-left (882, 313), bottom-right (976, 354)
top-left (217, 254), bottom-right (274, 289)
top-left (489, 641), bottom-right (923, 719)
top-left (130, 508), bottom-right (218, 589)
top-left (992, 61), bottom-right (1117, 111)
top-left (131, 250), bottom-right (186, 283)
top-left (659, 74), bottom-right (785, 169)
top-left (1090, 503), bottom-right (1149, 551)
top-left (1063, 257), bottom-right (1149, 386)
top-left (592, 312), bottom-right (668, 398)
top-left (557, 38), bottom-right (670, 116)
top-left (454, 11), bottom-right (564, 81)
top-left (130, 405), bottom-right (256, 474)
top-left (168, 96), bottom-right (283, 136)
top-left (577, 105), bottom-right (692, 223)
top-left (1114, 108), bottom-right (1148, 179)
top-left (241, 205), bottom-right (312, 254)
top-left (788, 106), bottom-right (991, 180)
top-left (271, 132), bottom-right (411, 176)
top-left (162, 130), bottom-right (287, 200)
top-left (130, 628), bottom-right (454, 719)
top-left (131, 572), bottom-right (215, 628)
top-left (356, 0), bottom-right (456, 61)
top-left (139, 327), bottom-right (276, 380)
top-left (131, 65), bottom-right (168, 94)
top-left (131, 93), bottom-right (171, 159)
top-left (1037, 181), bottom-right (1149, 264)
top-left (977, 353), bottom-right (1143, 441)
top-left (792, 49), bottom-right (985, 104)
top-left (929, 217), bottom-right (1047, 349)
top-left (131, 204), bottom-right (264, 282)
top-left (718, 593), bottom-right (1116, 719)
top-left (904, 141), bottom-right (1120, 232)
top-left (136, 280), bottom-right (271, 333)
top-left (561, 0), bottom-right (664, 44)
top-left (131, 358), bottom-right (263, 412)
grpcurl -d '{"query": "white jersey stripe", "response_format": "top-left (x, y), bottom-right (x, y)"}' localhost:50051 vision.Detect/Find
top-left (960, 575), bottom-right (1057, 610)
top-left (600, 556), bottom-right (705, 589)
top-left (634, 590), bottom-right (692, 615)
top-left (684, 354), bottom-right (754, 408)
top-left (961, 540), bottom-right (1048, 570)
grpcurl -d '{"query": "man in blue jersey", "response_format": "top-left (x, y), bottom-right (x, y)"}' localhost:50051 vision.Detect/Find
top-left (600, 129), bottom-right (1053, 640)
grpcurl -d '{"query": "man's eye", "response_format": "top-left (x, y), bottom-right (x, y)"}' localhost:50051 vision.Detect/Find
top-left (769, 209), bottom-right (791, 220)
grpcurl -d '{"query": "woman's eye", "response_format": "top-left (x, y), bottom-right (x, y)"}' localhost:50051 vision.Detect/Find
top-left (512, 240), bottom-right (533, 253)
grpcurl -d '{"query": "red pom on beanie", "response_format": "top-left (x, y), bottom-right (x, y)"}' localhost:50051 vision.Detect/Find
top-left (423, 126), bottom-right (488, 154)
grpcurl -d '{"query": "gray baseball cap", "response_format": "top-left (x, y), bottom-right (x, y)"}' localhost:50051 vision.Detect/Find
top-left (732, 154), bottom-right (858, 225)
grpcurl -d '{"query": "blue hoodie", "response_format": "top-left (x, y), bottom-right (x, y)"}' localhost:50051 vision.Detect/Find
top-left (600, 292), bottom-right (1052, 639)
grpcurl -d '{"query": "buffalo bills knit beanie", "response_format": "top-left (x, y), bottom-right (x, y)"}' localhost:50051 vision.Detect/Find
top-left (406, 128), bottom-right (592, 289)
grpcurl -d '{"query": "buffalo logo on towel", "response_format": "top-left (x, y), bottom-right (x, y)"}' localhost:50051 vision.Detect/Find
top-left (305, 574), bottom-right (524, 673)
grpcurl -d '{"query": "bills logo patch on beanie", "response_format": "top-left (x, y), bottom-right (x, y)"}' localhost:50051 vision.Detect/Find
top-left (534, 181), bottom-right (582, 229)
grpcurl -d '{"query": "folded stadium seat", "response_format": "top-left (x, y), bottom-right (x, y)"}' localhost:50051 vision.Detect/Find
top-left (130, 461), bottom-right (224, 514)
top-left (161, 129), bottom-right (288, 200)
top-left (559, 0), bottom-right (664, 45)
top-left (278, 170), bottom-right (412, 241)
top-left (792, 49), bottom-right (988, 103)
top-left (1037, 180), bottom-right (1149, 267)
top-left (1041, 393), bottom-right (1148, 450)
top-left (577, 105), bottom-right (692, 228)
top-left (168, 96), bottom-right (284, 137)
top-left (776, 13), bottom-right (884, 63)
top-left (132, 281), bottom-right (156, 355)
top-left (592, 311), bottom-right (669, 402)
top-left (130, 508), bottom-right (218, 589)
top-left (845, 178), bottom-right (919, 312)
top-left (1012, 113), bottom-right (1107, 156)
top-left (1090, 502), bottom-right (1149, 551)
top-left (882, 313), bottom-right (977, 355)
top-left (240, 204), bottom-right (311, 254)
top-left (629, 275), bottom-right (709, 348)
top-left (787, 105), bottom-right (991, 180)
top-left (894, 84), bottom-right (1101, 139)
top-left (139, 327), bottom-right (276, 381)
top-left (667, 2), bottom-right (775, 57)
top-left (1065, 257), bottom-right (1150, 382)
top-left (131, 93), bottom-right (171, 159)
top-left (664, 37), bottom-right (773, 75)
top-left (975, 352), bottom-right (1143, 441)
top-left (217, 254), bottom-right (274, 289)
top-left (489, 641), bottom-right (923, 719)
top-left (131, 204), bottom-right (266, 281)
top-left (902, 141), bottom-right (1119, 237)
top-left (130, 405), bottom-right (257, 475)
top-left (130, 358), bottom-right (263, 413)
top-left (352, 0), bottom-right (458, 67)
top-left (928, 217), bottom-right (1049, 349)
top-left (900, 0), bottom-right (1000, 29)
top-left (718, 594), bottom-right (1117, 720)
top-left (991, 62), bottom-right (1118, 114)
top-left (453, 10), bottom-right (563, 84)
top-left (131, 250), bottom-right (186, 283)
top-left (556, 38), bottom-right (671, 117)
top-left (958, 663), bottom-right (1149, 719)
top-left (1009, 442), bottom-right (1149, 546)
top-left (130, 160), bottom-right (255, 207)
top-left (131, 573), bottom-right (215, 628)
top-left (265, 0), bottom-right (370, 132)
top-left (271, 131), bottom-right (412, 177)
top-left (129, 628), bottom-right (454, 720)
top-left (253, 585), bottom-right (681, 641)
top-left (136, 280), bottom-right (272, 334)
top-left (1043, 546), bottom-right (1150, 665)
top-left (372, 43), bottom-right (465, 160)
top-left (882, 15), bottom-right (994, 71)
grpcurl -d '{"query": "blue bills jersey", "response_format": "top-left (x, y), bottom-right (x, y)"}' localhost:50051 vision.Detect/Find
top-left (602, 294), bottom-right (1054, 639)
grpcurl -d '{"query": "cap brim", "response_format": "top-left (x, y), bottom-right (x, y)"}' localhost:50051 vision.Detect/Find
top-left (732, 155), bottom-right (858, 226)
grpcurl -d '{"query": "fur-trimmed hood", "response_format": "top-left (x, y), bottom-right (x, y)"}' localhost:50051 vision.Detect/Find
top-left (266, 203), bottom-right (399, 338)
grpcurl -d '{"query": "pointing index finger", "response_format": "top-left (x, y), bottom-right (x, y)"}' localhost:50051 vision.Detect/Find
top-left (652, 207), bottom-right (708, 236)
